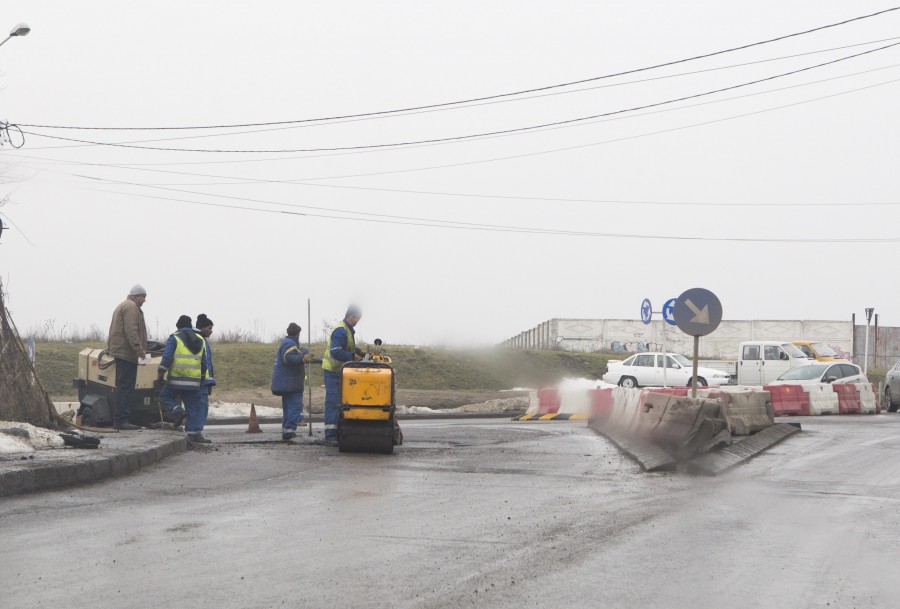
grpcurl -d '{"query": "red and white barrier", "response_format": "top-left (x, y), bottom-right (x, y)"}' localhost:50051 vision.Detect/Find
top-left (804, 384), bottom-right (839, 415)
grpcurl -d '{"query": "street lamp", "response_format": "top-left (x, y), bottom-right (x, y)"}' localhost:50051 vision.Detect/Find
top-left (864, 307), bottom-right (875, 373)
top-left (0, 23), bottom-right (31, 48)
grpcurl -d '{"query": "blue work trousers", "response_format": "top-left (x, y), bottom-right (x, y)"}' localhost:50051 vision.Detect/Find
top-left (199, 385), bottom-right (211, 430)
top-left (114, 358), bottom-right (138, 425)
top-left (281, 392), bottom-right (305, 432)
top-left (323, 369), bottom-right (341, 441)
top-left (160, 385), bottom-right (203, 433)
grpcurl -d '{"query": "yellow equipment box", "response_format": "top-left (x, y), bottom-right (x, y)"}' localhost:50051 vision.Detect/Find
top-left (342, 366), bottom-right (393, 407)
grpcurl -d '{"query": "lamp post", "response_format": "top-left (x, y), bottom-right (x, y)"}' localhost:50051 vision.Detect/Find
top-left (864, 307), bottom-right (874, 373)
top-left (0, 23), bottom-right (31, 48)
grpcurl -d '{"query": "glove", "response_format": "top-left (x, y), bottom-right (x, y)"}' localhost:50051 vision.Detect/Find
top-left (303, 354), bottom-right (314, 363)
top-left (207, 386), bottom-right (213, 396)
top-left (352, 353), bottom-right (362, 361)
top-left (153, 378), bottom-right (165, 391)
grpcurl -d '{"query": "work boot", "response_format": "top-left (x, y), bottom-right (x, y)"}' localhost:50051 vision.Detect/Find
top-left (114, 422), bottom-right (141, 431)
top-left (187, 433), bottom-right (211, 444)
top-left (165, 407), bottom-right (186, 428)
top-left (282, 432), bottom-right (296, 441)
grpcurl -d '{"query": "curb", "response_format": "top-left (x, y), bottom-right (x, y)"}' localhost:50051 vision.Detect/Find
top-left (0, 434), bottom-right (187, 497)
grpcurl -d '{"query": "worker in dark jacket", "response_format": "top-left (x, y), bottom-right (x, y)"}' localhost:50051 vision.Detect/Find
top-left (157, 315), bottom-right (207, 443)
top-left (321, 305), bottom-right (365, 446)
top-left (271, 323), bottom-right (316, 441)
top-left (195, 314), bottom-right (216, 434)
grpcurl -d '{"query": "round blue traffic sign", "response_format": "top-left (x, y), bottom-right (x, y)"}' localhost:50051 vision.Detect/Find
top-left (640, 298), bottom-right (652, 325)
top-left (673, 288), bottom-right (722, 336)
top-left (662, 298), bottom-right (677, 326)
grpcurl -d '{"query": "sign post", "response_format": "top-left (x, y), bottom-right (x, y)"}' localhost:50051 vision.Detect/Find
top-left (641, 297), bottom-right (678, 387)
top-left (673, 288), bottom-right (723, 398)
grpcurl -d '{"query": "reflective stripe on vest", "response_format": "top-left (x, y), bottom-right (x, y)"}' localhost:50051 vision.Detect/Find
top-left (322, 321), bottom-right (355, 372)
top-left (167, 332), bottom-right (205, 389)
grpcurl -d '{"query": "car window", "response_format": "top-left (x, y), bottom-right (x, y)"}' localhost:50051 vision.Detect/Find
top-left (811, 342), bottom-right (838, 357)
top-left (764, 346), bottom-right (783, 361)
top-left (778, 364), bottom-right (828, 380)
top-left (840, 364), bottom-right (860, 378)
top-left (634, 354), bottom-right (654, 367)
top-left (824, 365), bottom-right (842, 380)
top-left (622, 356), bottom-right (635, 366)
top-left (656, 355), bottom-right (664, 368)
top-left (665, 356), bottom-right (679, 368)
top-left (781, 343), bottom-right (808, 358)
top-left (797, 345), bottom-right (814, 358)
top-left (742, 345), bottom-right (760, 360)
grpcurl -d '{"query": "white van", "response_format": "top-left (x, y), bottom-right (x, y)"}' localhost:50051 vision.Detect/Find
top-left (736, 341), bottom-right (811, 386)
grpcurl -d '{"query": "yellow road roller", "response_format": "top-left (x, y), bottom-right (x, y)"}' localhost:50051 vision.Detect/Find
top-left (337, 349), bottom-right (402, 454)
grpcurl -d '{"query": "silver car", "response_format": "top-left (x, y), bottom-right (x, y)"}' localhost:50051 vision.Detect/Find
top-left (884, 360), bottom-right (900, 413)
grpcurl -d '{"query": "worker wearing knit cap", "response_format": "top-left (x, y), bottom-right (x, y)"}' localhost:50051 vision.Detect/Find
top-left (106, 284), bottom-right (149, 430)
top-left (195, 314), bottom-right (216, 441)
top-left (320, 305), bottom-right (366, 446)
top-left (157, 315), bottom-right (207, 440)
top-left (272, 322), bottom-right (318, 441)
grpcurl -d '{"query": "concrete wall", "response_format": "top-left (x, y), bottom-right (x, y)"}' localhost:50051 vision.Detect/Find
top-left (502, 318), bottom-right (854, 360)
top-left (855, 323), bottom-right (900, 370)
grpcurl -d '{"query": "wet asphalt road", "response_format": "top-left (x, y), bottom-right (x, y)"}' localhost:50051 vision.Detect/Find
top-left (1, 416), bottom-right (899, 609)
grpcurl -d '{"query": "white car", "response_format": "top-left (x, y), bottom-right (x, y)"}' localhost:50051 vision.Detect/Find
top-left (767, 362), bottom-right (867, 386)
top-left (602, 352), bottom-right (731, 388)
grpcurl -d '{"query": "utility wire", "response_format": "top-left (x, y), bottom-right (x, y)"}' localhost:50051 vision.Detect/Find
top-left (29, 61), bottom-right (900, 197)
top-left (15, 6), bottom-right (900, 131)
top-left (72, 182), bottom-right (900, 244)
top-left (21, 36), bottom-right (900, 152)
top-left (7, 74), bottom-right (900, 188)
top-left (20, 41), bottom-right (900, 153)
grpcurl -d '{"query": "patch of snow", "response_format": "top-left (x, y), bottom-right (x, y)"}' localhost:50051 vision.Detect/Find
top-left (396, 397), bottom-right (527, 415)
top-left (0, 421), bottom-right (66, 454)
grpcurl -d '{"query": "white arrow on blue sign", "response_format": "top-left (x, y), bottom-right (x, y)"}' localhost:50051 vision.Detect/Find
top-left (662, 298), bottom-right (677, 326)
top-left (640, 298), bottom-right (652, 325)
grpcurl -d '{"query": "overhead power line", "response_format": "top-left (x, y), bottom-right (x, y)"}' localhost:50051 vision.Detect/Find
top-left (20, 41), bottom-right (900, 154)
top-left (72, 181), bottom-right (900, 244)
top-left (15, 6), bottom-right (900, 132)
top-left (7, 74), bottom-right (900, 180)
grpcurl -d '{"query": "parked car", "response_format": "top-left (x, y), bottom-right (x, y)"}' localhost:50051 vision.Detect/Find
top-left (602, 352), bottom-right (731, 388)
top-left (884, 360), bottom-right (900, 412)
top-left (768, 362), bottom-right (867, 386)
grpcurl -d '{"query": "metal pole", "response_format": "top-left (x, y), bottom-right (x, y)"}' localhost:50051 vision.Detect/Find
top-left (691, 336), bottom-right (699, 398)
top-left (874, 313), bottom-right (879, 369)
top-left (307, 298), bottom-right (313, 437)
top-left (864, 308), bottom-right (874, 374)
top-left (662, 323), bottom-right (668, 388)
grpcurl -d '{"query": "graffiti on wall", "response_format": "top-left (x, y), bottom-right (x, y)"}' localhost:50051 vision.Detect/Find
top-left (610, 341), bottom-right (664, 353)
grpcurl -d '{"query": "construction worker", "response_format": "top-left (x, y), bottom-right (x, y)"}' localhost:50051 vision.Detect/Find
top-left (106, 284), bottom-right (149, 430)
top-left (271, 322), bottom-right (316, 441)
top-left (321, 305), bottom-right (365, 446)
top-left (195, 314), bottom-right (216, 435)
top-left (157, 315), bottom-right (207, 442)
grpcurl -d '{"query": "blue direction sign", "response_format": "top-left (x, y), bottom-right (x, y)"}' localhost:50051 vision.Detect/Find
top-left (662, 298), bottom-right (677, 326)
top-left (640, 298), bottom-right (652, 325)
top-left (673, 288), bottom-right (722, 336)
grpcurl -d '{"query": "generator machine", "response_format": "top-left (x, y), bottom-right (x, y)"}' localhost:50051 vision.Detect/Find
top-left (337, 341), bottom-right (402, 454)
top-left (72, 342), bottom-right (167, 428)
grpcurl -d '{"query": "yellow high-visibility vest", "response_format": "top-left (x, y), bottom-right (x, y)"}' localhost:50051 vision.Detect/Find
top-left (322, 321), bottom-right (356, 372)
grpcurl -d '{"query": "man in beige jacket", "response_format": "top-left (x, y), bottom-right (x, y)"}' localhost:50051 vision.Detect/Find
top-left (107, 284), bottom-right (149, 430)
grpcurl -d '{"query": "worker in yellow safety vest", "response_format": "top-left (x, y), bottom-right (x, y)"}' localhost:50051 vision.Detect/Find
top-left (157, 315), bottom-right (208, 442)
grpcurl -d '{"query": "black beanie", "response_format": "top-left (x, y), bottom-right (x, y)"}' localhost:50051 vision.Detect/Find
top-left (196, 314), bottom-right (214, 329)
top-left (286, 322), bottom-right (301, 336)
top-left (176, 315), bottom-right (193, 329)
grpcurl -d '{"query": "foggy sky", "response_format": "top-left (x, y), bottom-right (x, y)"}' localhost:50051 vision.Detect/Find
top-left (1, 1), bottom-right (898, 347)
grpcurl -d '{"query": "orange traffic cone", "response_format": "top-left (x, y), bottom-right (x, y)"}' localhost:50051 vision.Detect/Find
top-left (246, 403), bottom-right (262, 433)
